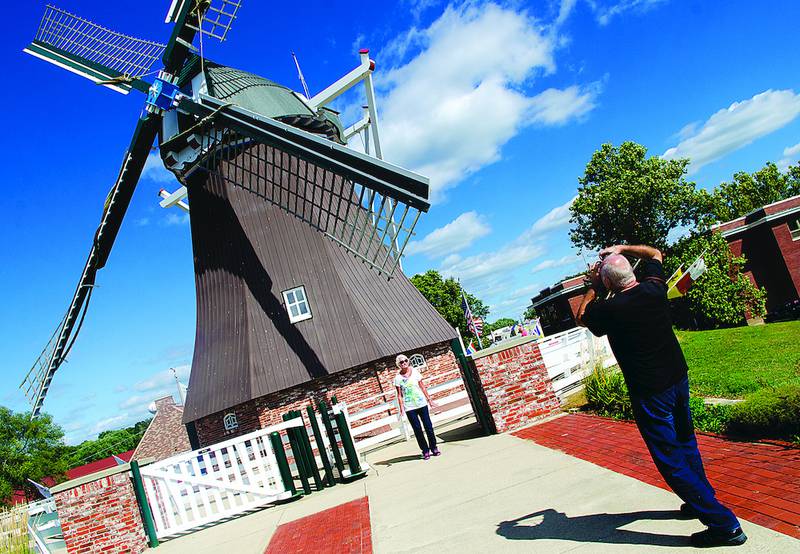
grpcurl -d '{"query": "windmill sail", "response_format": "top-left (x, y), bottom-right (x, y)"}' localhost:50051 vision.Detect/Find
top-left (163, 94), bottom-right (428, 275)
top-left (20, 115), bottom-right (161, 416)
top-left (24, 5), bottom-right (166, 94)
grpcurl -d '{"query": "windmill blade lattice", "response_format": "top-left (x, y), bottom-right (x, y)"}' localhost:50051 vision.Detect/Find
top-left (26, 4), bottom-right (166, 93)
top-left (182, 0), bottom-right (244, 42)
top-left (193, 129), bottom-right (420, 275)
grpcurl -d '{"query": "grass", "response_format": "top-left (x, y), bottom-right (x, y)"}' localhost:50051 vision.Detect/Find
top-left (0, 504), bottom-right (32, 553)
top-left (677, 320), bottom-right (800, 399)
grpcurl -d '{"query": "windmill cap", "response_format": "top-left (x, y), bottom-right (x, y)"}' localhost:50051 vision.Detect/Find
top-left (359, 48), bottom-right (369, 54)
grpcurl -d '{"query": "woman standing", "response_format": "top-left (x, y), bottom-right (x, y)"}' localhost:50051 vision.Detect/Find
top-left (394, 354), bottom-right (440, 460)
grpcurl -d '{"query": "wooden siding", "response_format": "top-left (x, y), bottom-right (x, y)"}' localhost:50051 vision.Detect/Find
top-left (183, 142), bottom-right (455, 422)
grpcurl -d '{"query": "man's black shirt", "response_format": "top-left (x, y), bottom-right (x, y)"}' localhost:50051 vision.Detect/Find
top-left (582, 259), bottom-right (688, 398)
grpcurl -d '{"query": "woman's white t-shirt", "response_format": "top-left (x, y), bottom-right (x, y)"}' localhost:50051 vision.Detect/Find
top-left (394, 368), bottom-right (427, 410)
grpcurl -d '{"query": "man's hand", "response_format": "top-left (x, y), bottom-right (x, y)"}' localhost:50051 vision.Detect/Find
top-left (599, 244), bottom-right (662, 262)
top-left (599, 245), bottom-right (623, 259)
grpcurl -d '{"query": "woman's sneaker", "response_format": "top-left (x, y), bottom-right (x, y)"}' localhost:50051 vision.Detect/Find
top-left (422, 451), bottom-right (431, 460)
top-left (690, 527), bottom-right (747, 548)
top-left (431, 448), bottom-right (441, 456)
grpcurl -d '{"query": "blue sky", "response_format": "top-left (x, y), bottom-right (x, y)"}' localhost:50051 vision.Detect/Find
top-left (2, 0), bottom-right (799, 444)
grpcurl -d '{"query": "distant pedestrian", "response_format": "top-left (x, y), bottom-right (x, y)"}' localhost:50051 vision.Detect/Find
top-left (394, 354), bottom-right (440, 460)
top-left (577, 244), bottom-right (747, 548)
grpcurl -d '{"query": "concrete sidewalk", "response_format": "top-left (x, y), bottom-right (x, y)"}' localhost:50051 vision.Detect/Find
top-left (155, 417), bottom-right (800, 553)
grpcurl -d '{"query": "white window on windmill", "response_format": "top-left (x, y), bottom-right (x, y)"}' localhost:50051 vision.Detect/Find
top-left (409, 354), bottom-right (427, 371)
top-left (282, 286), bottom-right (312, 323)
top-left (223, 413), bottom-right (239, 431)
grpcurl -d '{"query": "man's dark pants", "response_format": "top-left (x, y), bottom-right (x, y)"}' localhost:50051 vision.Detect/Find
top-left (631, 376), bottom-right (740, 531)
top-left (406, 405), bottom-right (437, 453)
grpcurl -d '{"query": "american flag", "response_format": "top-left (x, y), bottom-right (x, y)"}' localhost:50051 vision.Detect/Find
top-left (461, 292), bottom-right (483, 336)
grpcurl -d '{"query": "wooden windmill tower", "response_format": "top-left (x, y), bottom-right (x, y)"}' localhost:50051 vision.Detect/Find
top-left (21, 1), bottom-right (457, 441)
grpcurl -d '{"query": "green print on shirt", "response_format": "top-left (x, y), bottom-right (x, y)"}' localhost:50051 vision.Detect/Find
top-left (402, 381), bottom-right (424, 407)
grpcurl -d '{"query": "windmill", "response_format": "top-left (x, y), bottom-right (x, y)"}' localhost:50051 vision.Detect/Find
top-left (20, 1), bottom-right (450, 422)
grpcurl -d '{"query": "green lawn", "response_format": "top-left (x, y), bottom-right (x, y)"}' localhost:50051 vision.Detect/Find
top-left (677, 320), bottom-right (800, 398)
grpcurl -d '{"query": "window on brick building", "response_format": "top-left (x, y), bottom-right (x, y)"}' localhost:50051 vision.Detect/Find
top-left (282, 286), bottom-right (312, 323)
top-left (409, 354), bottom-right (427, 371)
top-left (223, 413), bottom-right (239, 431)
top-left (789, 216), bottom-right (800, 241)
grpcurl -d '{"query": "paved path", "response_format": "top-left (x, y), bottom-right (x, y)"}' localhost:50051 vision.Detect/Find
top-left (155, 417), bottom-right (800, 553)
top-left (515, 413), bottom-right (800, 540)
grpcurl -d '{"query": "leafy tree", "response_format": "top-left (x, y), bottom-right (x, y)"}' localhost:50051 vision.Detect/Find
top-left (66, 419), bottom-right (151, 468)
top-left (570, 142), bottom-right (708, 251)
top-left (410, 270), bottom-right (489, 340)
top-left (665, 232), bottom-right (767, 329)
top-left (523, 306), bottom-right (538, 321)
top-left (487, 318), bottom-right (516, 332)
top-left (0, 408), bottom-right (68, 505)
top-left (711, 162), bottom-right (800, 222)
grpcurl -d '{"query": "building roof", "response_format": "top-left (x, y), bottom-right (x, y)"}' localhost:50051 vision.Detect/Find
top-left (531, 276), bottom-right (587, 308)
top-left (182, 146), bottom-right (456, 423)
top-left (713, 194), bottom-right (800, 237)
top-left (66, 450), bottom-right (134, 481)
top-left (178, 55), bottom-right (344, 143)
top-left (132, 396), bottom-right (191, 462)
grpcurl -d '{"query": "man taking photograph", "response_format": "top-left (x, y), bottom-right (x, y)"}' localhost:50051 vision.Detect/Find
top-left (577, 244), bottom-right (746, 548)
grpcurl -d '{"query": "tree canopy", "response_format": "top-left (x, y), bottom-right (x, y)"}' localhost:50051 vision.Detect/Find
top-left (666, 232), bottom-right (767, 328)
top-left (410, 270), bottom-right (489, 340)
top-left (65, 419), bottom-right (151, 469)
top-left (0, 408), bottom-right (68, 505)
top-left (523, 306), bottom-right (538, 321)
top-left (569, 141), bottom-right (706, 251)
top-left (710, 162), bottom-right (800, 222)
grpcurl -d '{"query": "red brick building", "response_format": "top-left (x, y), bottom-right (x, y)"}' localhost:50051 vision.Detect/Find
top-left (714, 194), bottom-right (800, 312)
top-left (528, 276), bottom-right (588, 336)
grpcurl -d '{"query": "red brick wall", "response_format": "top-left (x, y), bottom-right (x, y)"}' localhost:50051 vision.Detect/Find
top-left (194, 341), bottom-right (461, 446)
top-left (470, 338), bottom-right (560, 433)
top-left (54, 470), bottom-right (147, 554)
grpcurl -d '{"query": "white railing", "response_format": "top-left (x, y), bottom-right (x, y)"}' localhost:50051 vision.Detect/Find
top-left (140, 419), bottom-right (301, 539)
top-left (538, 327), bottom-right (616, 397)
top-left (339, 366), bottom-right (474, 453)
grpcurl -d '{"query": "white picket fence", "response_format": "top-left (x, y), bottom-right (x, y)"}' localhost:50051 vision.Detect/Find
top-left (339, 366), bottom-right (474, 453)
top-left (139, 419), bottom-right (302, 539)
top-left (537, 327), bottom-right (616, 397)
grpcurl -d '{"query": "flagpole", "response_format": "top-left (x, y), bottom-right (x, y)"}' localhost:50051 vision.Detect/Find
top-left (459, 280), bottom-right (482, 350)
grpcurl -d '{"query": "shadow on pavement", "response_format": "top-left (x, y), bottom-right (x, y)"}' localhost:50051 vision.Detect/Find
top-left (374, 455), bottom-right (423, 466)
top-left (497, 508), bottom-right (690, 547)
top-left (436, 421), bottom-right (484, 443)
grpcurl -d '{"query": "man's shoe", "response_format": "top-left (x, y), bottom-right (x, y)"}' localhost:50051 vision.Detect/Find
top-left (690, 527), bottom-right (747, 548)
top-left (678, 503), bottom-right (699, 520)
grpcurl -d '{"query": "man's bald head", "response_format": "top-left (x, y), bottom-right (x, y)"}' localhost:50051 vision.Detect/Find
top-left (600, 254), bottom-right (636, 291)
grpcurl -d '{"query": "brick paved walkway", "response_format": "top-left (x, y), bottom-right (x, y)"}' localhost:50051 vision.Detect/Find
top-left (264, 497), bottom-right (372, 554)
top-left (514, 413), bottom-right (800, 540)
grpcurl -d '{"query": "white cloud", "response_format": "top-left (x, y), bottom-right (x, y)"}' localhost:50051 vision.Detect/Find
top-left (374, 2), bottom-right (599, 200)
top-left (441, 242), bottom-right (546, 284)
top-left (406, 211), bottom-right (490, 258)
top-left (528, 85), bottom-right (599, 126)
top-left (663, 89), bottom-right (800, 174)
top-left (778, 142), bottom-right (800, 171)
top-left (489, 282), bottom-right (543, 315)
top-left (142, 152), bottom-right (177, 184)
top-left (532, 254), bottom-right (579, 273)
top-left (135, 217), bottom-right (150, 227)
top-left (591, 0), bottom-right (669, 26)
top-left (134, 364), bottom-right (190, 393)
top-left (522, 196), bottom-right (576, 239)
top-left (164, 212), bottom-right (190, 226)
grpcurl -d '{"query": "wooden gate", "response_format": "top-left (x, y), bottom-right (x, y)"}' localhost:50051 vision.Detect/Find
top-left (139, 419), bottom-right (301, 539)
top-left (538, 327), bottom-right (616, 397)
top-left (339, 365), bottom-right (475, 453)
